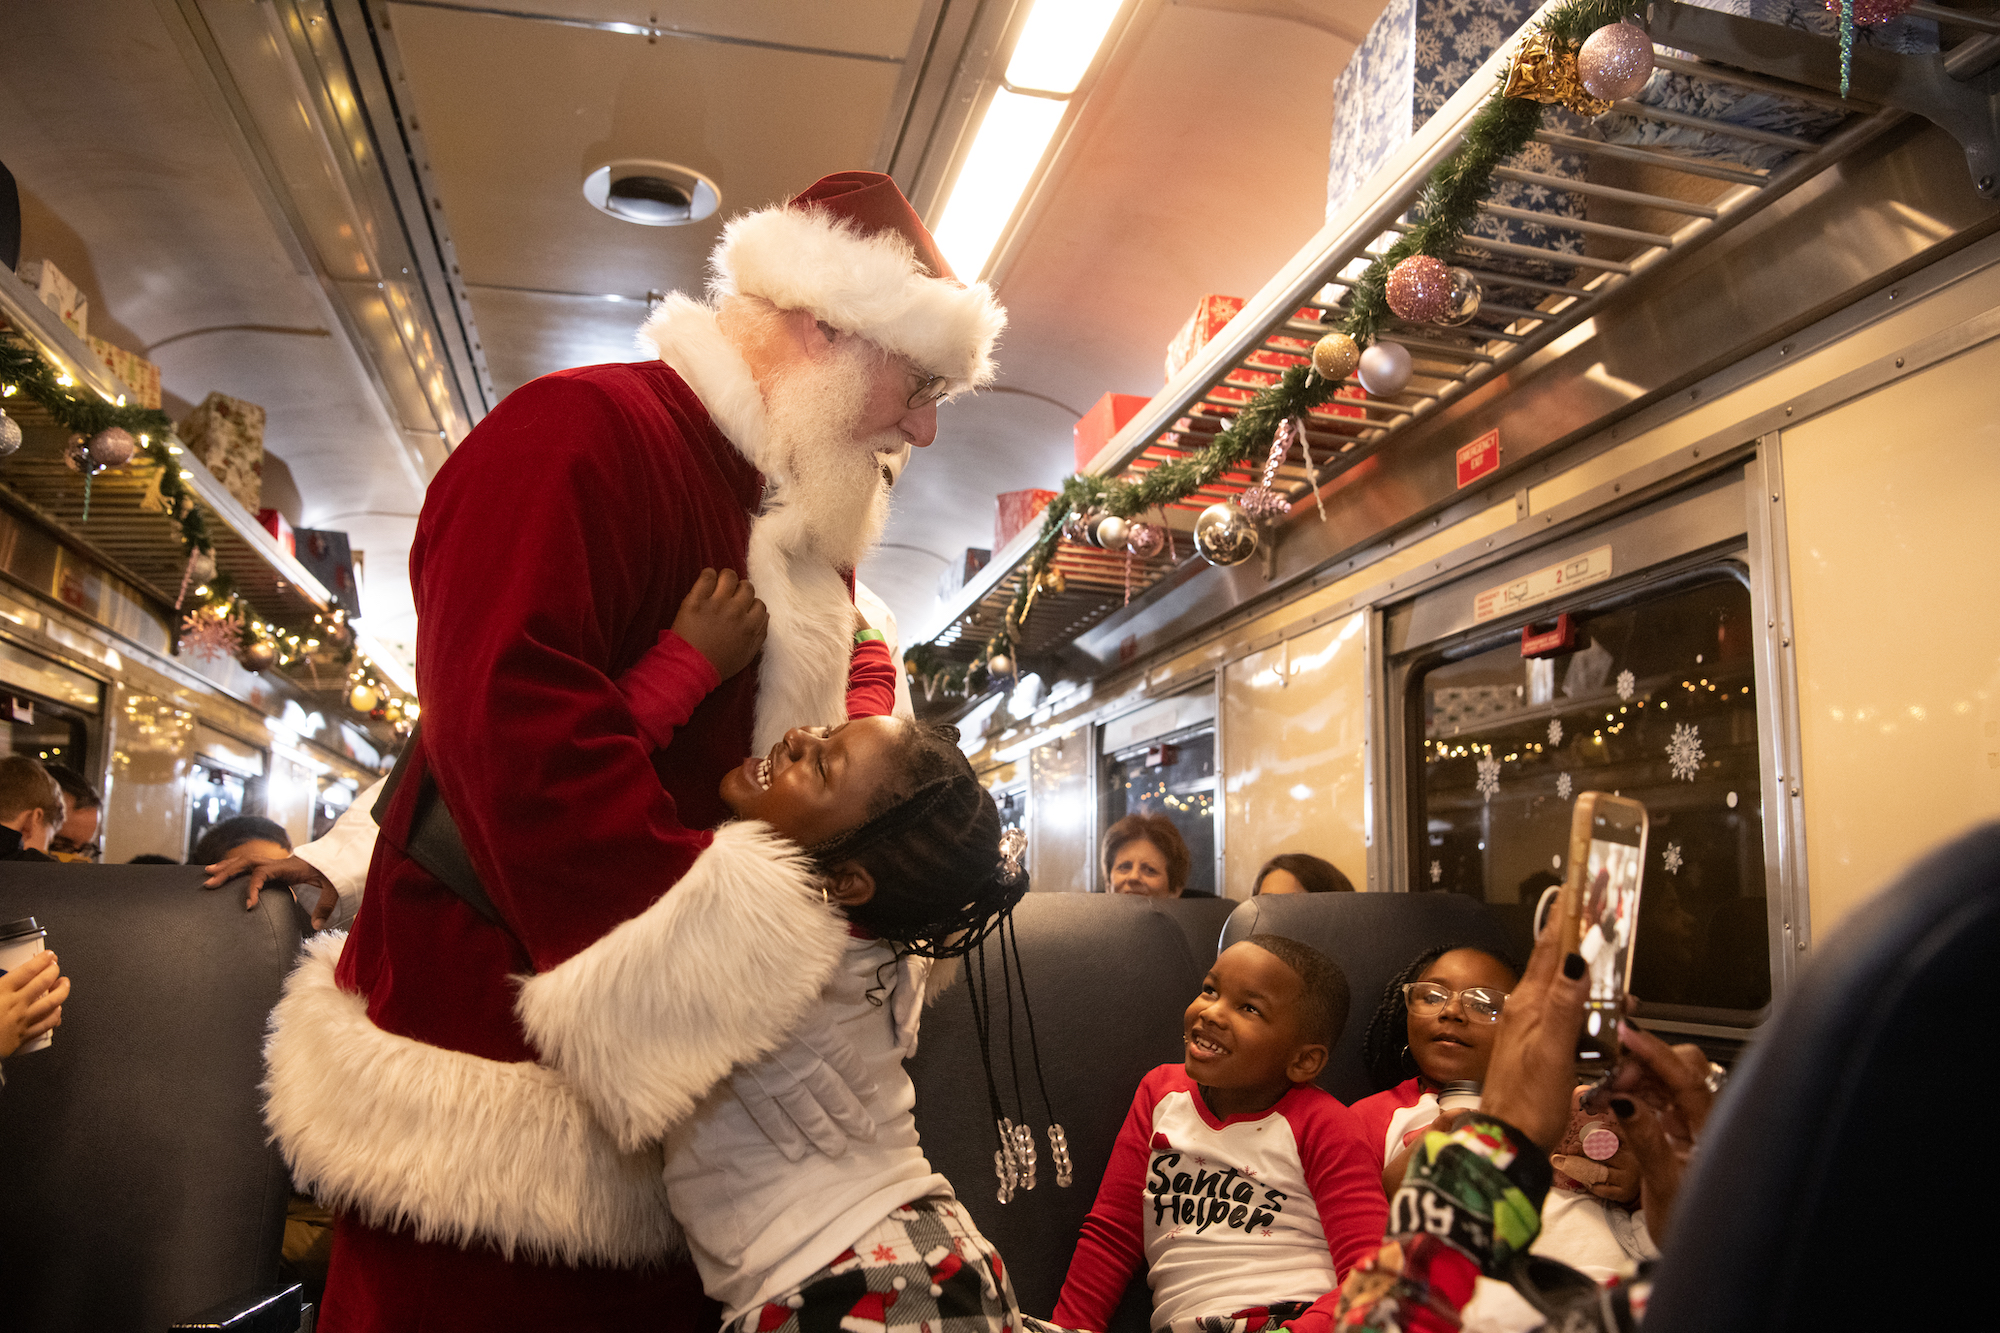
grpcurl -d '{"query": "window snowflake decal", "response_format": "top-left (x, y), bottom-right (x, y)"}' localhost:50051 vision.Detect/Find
top-left (1663, 841), bottom-right (1684, 875)
top-left (1430, 859), bottom-right (1443, 884)
top-left (1616, 668), bottom-right (1636, 702)
top-left (1665, 722), bottom-right (1705, 782)
top-left (1476, 752), bottom-right (1502, 802)
top-left (1547, 718), bottom-right (1564, 746)
top-left (1556, 771), bottom-right (1573, 801)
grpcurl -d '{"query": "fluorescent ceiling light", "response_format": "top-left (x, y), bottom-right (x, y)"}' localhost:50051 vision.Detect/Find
top-left (1006, 0), bottom-right (1124, 94)
top-left (934, 90), bottom-right (1067, 280)
top-left (932, 0), bottom-right (1125, 279)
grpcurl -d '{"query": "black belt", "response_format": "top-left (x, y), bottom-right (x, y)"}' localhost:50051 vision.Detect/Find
top-left (373, 722), bottom-right (504, 928)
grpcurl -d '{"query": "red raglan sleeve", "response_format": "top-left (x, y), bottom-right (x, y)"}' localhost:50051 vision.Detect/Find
top-left (844, 635), bottom-right (898, 718)
top-left (1272, 1097), bottom-right (1392, 1333)
top-left (616, 630), bottom-right (722, 751)
top-left (1052, 1067), bottom-right (1166, 1329)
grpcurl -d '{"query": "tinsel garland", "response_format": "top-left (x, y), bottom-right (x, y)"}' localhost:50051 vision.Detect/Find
top-left (912, 0), bottom-right (1636, 702)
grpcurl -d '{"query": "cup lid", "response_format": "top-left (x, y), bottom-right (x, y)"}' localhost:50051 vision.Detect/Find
top-left (1438, 1080), bottom-right (1482, 1096)
top-left (0, 916), bottom-right (42, 939)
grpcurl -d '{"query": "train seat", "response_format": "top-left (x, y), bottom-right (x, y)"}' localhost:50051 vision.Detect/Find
top-left (1645, 820), bottom-right (2000, 1332)
top-left (908, 888), bottom-right (1515, 1328)
top-left (0, 864), bottom-right (306, 1332)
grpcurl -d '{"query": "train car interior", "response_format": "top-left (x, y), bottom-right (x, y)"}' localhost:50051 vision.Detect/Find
top-left (0, 0), bottom-right (1996, 1329)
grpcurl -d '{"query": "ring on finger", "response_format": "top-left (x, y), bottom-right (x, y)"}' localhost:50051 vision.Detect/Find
top-left (1702, 1061), bottom-right (1727, 1095)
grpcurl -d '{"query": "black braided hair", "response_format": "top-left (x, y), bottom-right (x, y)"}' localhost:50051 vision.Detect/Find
top-left (1359, 942), bottom-right (1522, 1093)
top-left (804, 723), bottom-right (1026, 959)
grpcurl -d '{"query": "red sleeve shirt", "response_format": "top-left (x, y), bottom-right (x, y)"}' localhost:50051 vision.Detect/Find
top-left (1053, 1065), bottom-right (1389, 1332)
top-left (844, 636), bottom-right (898, 719)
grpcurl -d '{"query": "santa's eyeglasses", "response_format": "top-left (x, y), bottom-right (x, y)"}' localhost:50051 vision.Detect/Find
top-left (907, 372), bottom-right (949, 410)
top-left (1402, 981), bottom-right (1508, 1022)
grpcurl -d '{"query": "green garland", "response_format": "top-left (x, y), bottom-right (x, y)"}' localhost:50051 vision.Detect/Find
top-left (0, 331), bottom-right (374, 684)
top-left (909, 0), bottom-right (1633, 703)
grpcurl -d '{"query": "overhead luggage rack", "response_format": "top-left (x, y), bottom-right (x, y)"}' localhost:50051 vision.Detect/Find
top-left (914, 0), bottom-right (2000, 697)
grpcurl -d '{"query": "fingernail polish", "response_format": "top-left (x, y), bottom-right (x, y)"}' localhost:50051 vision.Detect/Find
top-left (1563, 952), bottom-right (1586, 980)
top-left (1611, 1097), bottom-right (1635, 1118)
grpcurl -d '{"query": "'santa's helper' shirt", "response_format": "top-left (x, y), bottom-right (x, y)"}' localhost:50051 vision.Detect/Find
top-left (1053, 1064), bottom-right (1388, 1333)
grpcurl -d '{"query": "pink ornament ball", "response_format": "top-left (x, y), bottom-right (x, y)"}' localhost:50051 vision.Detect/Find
top-left (1579, 21), bottom-right (1655, 104)
top-left (1823, 0), bottom-right (1913, 24)
top-left (1385, 255), bottom-right (1453, 324)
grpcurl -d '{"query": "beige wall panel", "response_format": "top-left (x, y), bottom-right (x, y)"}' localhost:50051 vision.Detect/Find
top-left (1030, 730), bottom-right (1094, 893)
top-left (103, 686), bottom-right (195, 864)
top-left (1221, 613), bottom-right (1368, 900)
top-left (1783, 336), bottom-right (2000, 933)
top-left (264, 751), bottom-right (320, 852)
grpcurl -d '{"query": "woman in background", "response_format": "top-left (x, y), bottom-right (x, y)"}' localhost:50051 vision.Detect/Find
top-left (1102, 813), bottom-right (1195, 897)
top-left (1252, 853), bottom-right (1354, 896)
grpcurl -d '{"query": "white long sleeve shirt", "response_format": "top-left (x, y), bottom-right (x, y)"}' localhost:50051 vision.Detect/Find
top-left (660, 935), bottom-right (950, 1322)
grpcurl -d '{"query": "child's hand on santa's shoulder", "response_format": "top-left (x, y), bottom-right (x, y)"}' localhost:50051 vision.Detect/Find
top-left (674, 568), bottom-right (768, 680)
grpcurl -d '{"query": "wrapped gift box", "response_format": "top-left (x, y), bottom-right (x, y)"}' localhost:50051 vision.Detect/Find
top-left (17, 258), bottom-right (88, 338)
top-left (86, 335), bottom-right (162, 409)
top-left (296, 528), bottom-right (361, 619)
top-left (257, 508), bottom-right (296, 558)
top-left (178, 391), bottom-right (266, 515)
top-left (994, 489), bottom-right (1057, 551)
top-left (1073, 392), bottom-right (1150, 472)
top-left (1165, 295), bottom-right (1327, 383)
top-left (937, 547), bottom-right (991, 602)
top-left (1327, 0), bottom-right (1587, 286)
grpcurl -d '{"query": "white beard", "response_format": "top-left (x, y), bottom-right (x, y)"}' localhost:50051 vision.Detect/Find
top-left (743, 337), bottom-right (900, 753)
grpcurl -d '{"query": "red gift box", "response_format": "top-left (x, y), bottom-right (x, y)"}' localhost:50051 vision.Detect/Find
top-left (257, 508), bottom-right (296, 558)
top-left (1073, 392), bottom-right (1151, 473)
top-left (1165, 295), bottom-right (1328, 382)
top-left (995, 489), bottom-right (1057, 550)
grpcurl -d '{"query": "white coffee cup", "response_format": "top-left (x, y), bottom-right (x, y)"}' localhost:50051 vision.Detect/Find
top-left (0, 916), bottom-right (53, 1053)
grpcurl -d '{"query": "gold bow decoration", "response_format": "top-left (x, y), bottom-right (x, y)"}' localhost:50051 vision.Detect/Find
top-left (1504, 30), bottom-right (1613, 118)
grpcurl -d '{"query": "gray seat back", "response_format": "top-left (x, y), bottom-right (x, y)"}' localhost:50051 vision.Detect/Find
top-left (0, 864), bottom-right (302, 1331)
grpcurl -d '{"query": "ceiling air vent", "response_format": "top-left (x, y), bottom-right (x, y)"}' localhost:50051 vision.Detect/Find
top-left (582, 161), bottom-right (720, 227)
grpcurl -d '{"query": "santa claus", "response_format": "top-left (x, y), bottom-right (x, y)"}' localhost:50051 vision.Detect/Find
top-left (259, 172), bottom-right (1004, 1331)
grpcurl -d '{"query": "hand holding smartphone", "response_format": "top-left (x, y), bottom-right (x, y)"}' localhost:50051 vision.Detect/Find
top-left (1535, 792), bottom-right (1649, 1074)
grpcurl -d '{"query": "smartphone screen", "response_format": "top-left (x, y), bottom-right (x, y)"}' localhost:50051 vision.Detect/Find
top-left (1568, 796), bottom-right (1648, 1071)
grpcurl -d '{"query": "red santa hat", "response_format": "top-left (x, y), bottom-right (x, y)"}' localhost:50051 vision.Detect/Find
top-left (710, 170), bottom-right (1006, 392)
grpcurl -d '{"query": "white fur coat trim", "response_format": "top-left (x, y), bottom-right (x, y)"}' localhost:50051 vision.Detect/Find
top-left (712, 205), bottom-right (1005, 392)
top-left (516, 820), bottom-right (850, 1153)
top-left (263, 933), bottom-right (681, 1268)
top-left (637, 294), bottom-right (775, 475)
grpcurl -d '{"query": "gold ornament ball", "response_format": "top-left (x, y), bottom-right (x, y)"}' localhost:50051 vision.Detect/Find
top-left (1095, 514), bottom-right (1130, 550)
top-left (1578, 20), bottom-right (1655, 103)
top-left (349, 683), bottom-right (383, 714)
top-left (1311, 332), bottom-right (1360, 381)
top-left (239, 638), bottom-right (278, 672)
top-left (383, 697), bottom-right (405, 722)
top-left (1386, 255), bottom-right (1454, 324)
top-left (986, 652), bottom-right (1014, 678)
top-left (1193, 500), bottom-right (1259, 568)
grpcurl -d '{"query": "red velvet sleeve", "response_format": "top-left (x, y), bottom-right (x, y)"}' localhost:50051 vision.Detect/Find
top-left (1052, 1069), bottom-right (1163, 1328)
top-left (616, 630), bottom-right (722, 751)
top-left (845, 636), bottom-right (898, 719)
top-left (409, 372), bottom-right (739, 971)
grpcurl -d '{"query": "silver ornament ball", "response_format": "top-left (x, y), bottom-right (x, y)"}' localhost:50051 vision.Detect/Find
top-left (1193, 501), bottom-right (1259, 568)
top-left (1579, 21), bottom-right (1655, 103)
top-left (0, 409), bottom-right (20, 458)
top-left (1095, 514), bottom-right (1130, 550)
top-left (1436, 268), bottom-right (1483, 328)
top-left (1358, 341), bottom-right (1414, 397)
top-left (1125, 522), bottom-right (1166, 559)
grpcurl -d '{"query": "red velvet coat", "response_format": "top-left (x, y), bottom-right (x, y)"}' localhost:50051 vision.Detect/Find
top-left (265, 359), bottom-right (863, 1332)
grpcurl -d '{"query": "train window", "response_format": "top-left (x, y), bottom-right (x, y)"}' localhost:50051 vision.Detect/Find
top-left (1104, 726), bottom-right (1218, 897)
top-left (186, 759), bottom-right (248, 860)
top-left (1, 694), bottom-right (89, 772)
top-left (1411, 573), bottom-right (1771, 1018)
top-left (992, 785), bottom-right (1026, 838)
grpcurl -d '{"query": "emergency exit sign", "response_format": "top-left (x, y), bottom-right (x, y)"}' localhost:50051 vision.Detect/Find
top-left (1456, 428), bottom-right (1500, 488)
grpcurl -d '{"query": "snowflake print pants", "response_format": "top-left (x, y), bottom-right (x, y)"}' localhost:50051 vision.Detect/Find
top-left (727, 1195), bottom-right (1059, 1333)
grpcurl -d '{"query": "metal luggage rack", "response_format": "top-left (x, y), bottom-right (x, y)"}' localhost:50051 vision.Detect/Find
top-left (914, 0), bottom-right (2000, 693)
